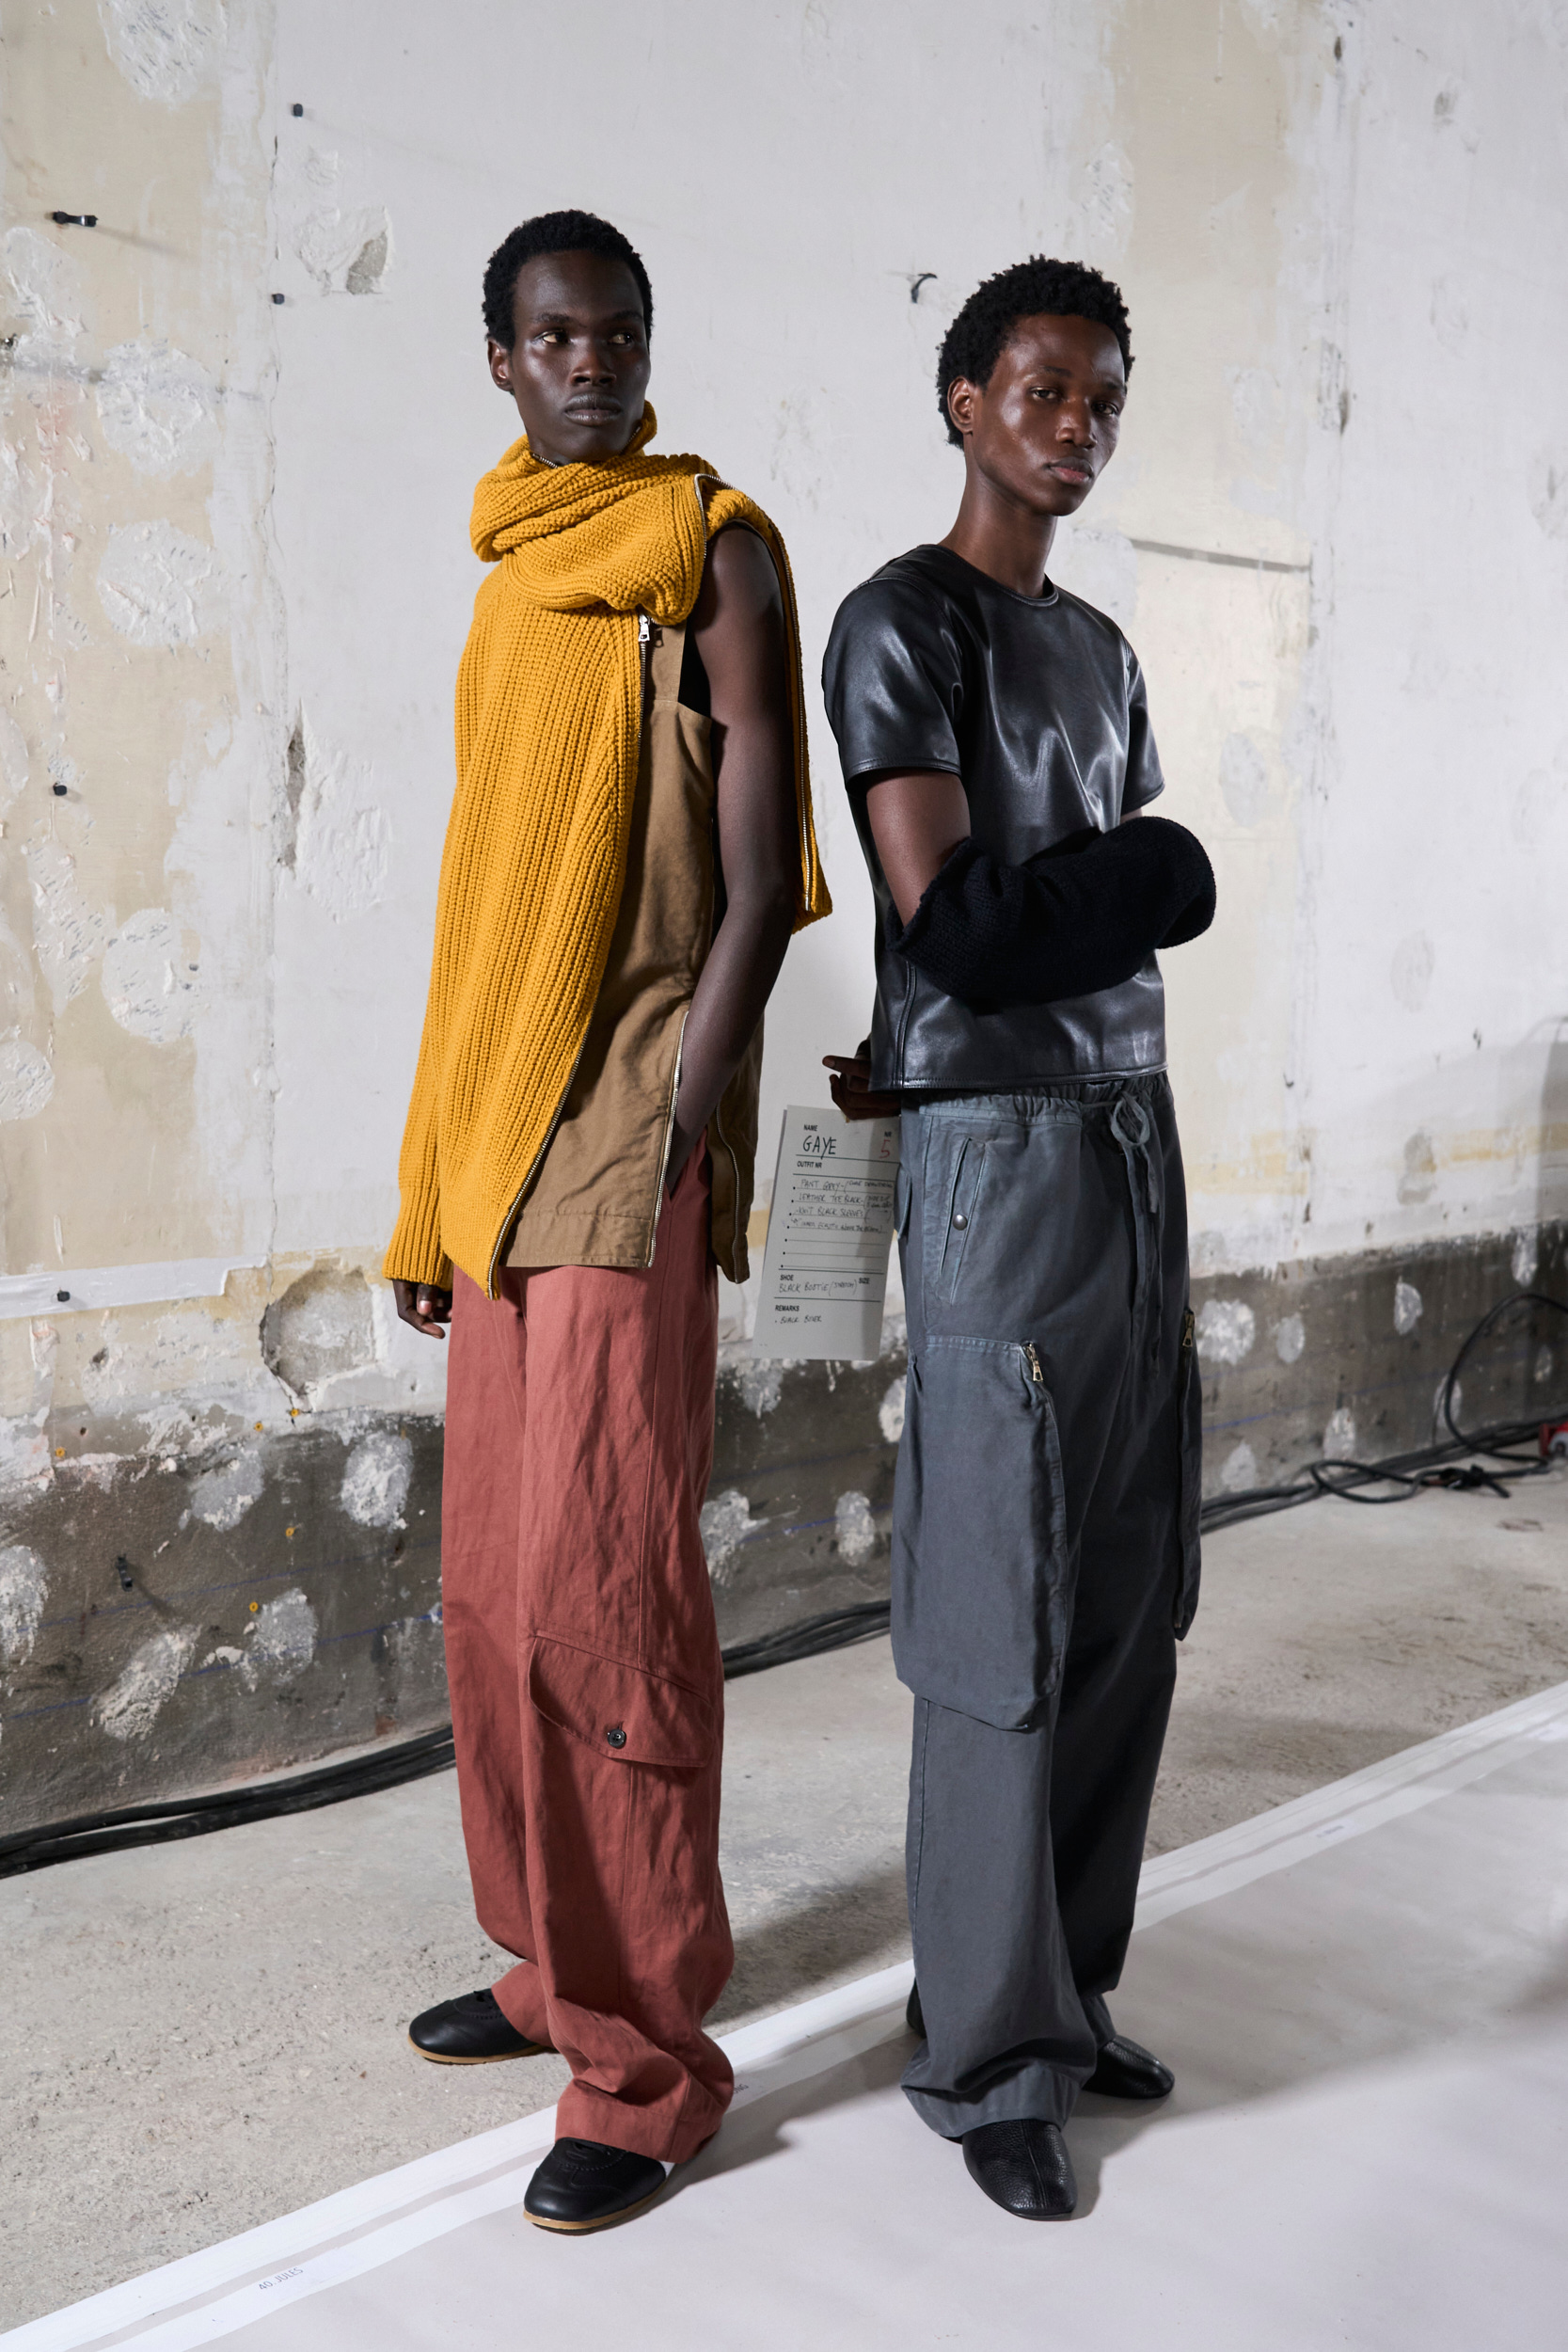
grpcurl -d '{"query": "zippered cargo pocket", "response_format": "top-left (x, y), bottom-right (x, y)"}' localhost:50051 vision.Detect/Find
top-left (1175, 1305), bottom-right (1202, 1638)
top-left (891, 1333), bottom-right (1069, 1731)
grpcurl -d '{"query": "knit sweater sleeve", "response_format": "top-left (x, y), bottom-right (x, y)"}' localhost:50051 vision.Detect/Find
top-left (382, 1005), bottom-right (452, 1289)
top-left (892, 816), bottom-right (1215, 1009)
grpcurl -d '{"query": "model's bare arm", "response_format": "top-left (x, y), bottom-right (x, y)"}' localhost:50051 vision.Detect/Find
top-left (666, 528), bottom-right (799, 1193)
top-left (824, 769), bottom-right (969, 1120)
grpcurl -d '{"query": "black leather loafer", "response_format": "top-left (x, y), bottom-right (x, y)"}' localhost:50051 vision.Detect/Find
top-left (407, 1987), bottom-right (552, 2063)
top-left (523, 2138), bottom-right (667, 2233)
top-left (1085, 2033), bottom-right (1175, 2101)
top-left (962, 2119), bottom-right (1077, 2218)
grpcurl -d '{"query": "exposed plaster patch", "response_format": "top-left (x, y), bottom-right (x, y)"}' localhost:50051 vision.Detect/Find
top-left (101, 908), bottom-right (201, 1043)
top-left (700, 1487), bottom-right (768, 1580)
top-left (1196, 1297), bottom-right (1257, 1365)
top-left (96, 341), bottom-right (219, 478)
top-left (0, 1037), bottom-right (55, 1121)
top-left (288, 714), bottom-right (390, 919)
top-left (2, 225), bottom-right (85, 350)
top-left (261, 1266), bottom-right (374, 1398)
top-left (834, 1489), bottom-right (877, 1565)
top-left (1398, 1132), bottom-right (1437, 1206)
top-left (0, 709), bottom-right (28, 803)
top-left (735, 1358), bottom-right (784, 1417)
top-left (879, 1375), bottom-right (907, 1444)
top-left (1219, 732), bottom-right (1271, 827)
top-left (1323, 1406), bottom-right (1358, 1462)
top-left (97, 519), bottom-right (224, 648)
top-left (1390, 931), bottom-right (1435, 1012)
top-left (1219, 1440), bottom-right (1259, 1493)
top-left (98, 0), bottom-right (226, 105)
top-left (241, 1586), bottom-right (317, 1686)
top-left (341, 1429), bottom-right (412, 1527)
top-left (1513, 1230), bottom-right (1540, 1286)
top-left (1274, 1313), bottom-right (1306, 1364)
top-left (294, 206), bottom-right (393, 296)
top-left (188, 1443), bottom-right (263, 1530)
top-left (0, 1543), bottom-right (47, 1666)
top-left (97, 1623), bottom-right (197, 1740)
top-left (1394, 1279), bottom-right (1423, 1337)
top-left (25, 839), bottom-right (111, 1012)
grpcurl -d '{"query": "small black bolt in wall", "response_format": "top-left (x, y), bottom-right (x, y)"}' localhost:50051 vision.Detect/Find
top-left (272, 292), bottom-right (285, 305)
top-left (56, 1289), bottom-right (70, 1302)
top-left (910, 272), bottom-right (936, 303)
top-left (52, 782), bottom-right (67, 795)
top-left (292, 102), bottom-right (304, 116)
top-left (51, 211), bottom-right (98, 228)
top-left (115, 1555), bottom-right (135, 1591)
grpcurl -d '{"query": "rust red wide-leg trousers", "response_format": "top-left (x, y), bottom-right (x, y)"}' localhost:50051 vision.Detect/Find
top-left (440, 1149), bottom-right (734, 2164)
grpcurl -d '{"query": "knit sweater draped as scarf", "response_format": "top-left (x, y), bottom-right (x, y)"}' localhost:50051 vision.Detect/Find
top-left (383, 406), bottom-right (831, 1296)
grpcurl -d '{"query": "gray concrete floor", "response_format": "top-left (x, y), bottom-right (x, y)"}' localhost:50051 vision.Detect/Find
top-left (4, 1468), bottom-right (1567, 2329)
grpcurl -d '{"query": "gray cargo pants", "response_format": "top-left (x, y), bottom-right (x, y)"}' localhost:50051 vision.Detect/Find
top-left (894, 1073), bottom-right (1201, 2137)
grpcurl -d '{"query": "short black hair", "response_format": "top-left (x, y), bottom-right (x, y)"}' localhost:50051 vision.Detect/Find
top-left (482, 209), bottom-right (653, 348)
top-left (936, 258), bottom-right (1132, 446)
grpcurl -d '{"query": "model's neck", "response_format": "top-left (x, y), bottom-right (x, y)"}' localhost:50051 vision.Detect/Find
top-left (939, 478), bottom-right (1058, 599)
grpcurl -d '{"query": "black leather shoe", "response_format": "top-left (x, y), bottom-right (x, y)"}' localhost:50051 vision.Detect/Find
top-left (407, 1987), bottom-right (552, 2063)
top-left (906, 1981), bottom-right (925, 2037)
top-left (962, 2119), bottom-right (1077, 2218)
top-left (523, 2138), bottom-right (667, 2233)
top-left (1085, 2033), bottom-right (1175, 2101)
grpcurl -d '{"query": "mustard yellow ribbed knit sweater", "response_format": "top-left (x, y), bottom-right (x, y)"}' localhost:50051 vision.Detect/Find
top-left (382, 408), bottom-right (830, 1297)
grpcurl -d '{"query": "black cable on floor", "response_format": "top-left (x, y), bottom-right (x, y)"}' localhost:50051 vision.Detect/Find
top-left (3, 1291), bottom-right (1563, 1880)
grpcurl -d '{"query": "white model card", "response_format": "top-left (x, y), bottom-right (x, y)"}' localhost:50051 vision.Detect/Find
top-left (750, 1104), bottom-right (900, 1361)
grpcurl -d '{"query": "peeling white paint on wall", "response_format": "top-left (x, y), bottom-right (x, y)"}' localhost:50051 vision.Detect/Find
top-left (1513, 1232), bottom-right (1540, 1287)
top-left (96, 519), bottom-right (224, 648)
top-left (96, 341), bottom-right (220, 477)
top-left (1394, 1280), bottom-right (1423, 1337)
top-left (0, 1542), bottom-right (47, 1667)
top-left (101, 909), bottom-right (201, 1043)
top-left (99, 0), bottom-right (227, 107)
top-left (700, 1487), bottom-right (768, 1580)
top-left (1323, 1407), bottom-right (1358, 1462)
top-left (0, 1038), bottom-right (54, 1122)
top-left (293, 206), bottom-right (392, 296)
top-left (734, 1359), bottom-right (784, 1418)
top-left (241, 1586), bottom-right (317, 1686)
top-left (341, 1428), bottom-right (412, 1526)
top-left (1219, 1441), bottom-right (1259, 1493)
top-left (2, 224), bottom-right (85, 350)
top-left (1196, 1298), bottom-right (1257, 1365)
top-left (289, 716), bottom-right (391, 921)
top-left (25, 840), bottom-right (110, 1014)
top-left (878, 1375), bottom-right (907, 1445)
top-left (0, 709), bottom-right (27, 803)
top-left (834, 1489), bottom-right (877, 1565)
top-left (1274, 1314), bottom-right (1307, 1364)
top-left (187, 1444), bottom-right (264, 1531)
top-left (96, 1623), bottom-right (198, 1741)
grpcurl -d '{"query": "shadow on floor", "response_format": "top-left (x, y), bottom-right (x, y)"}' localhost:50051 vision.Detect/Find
top-left (712, 1862), bottom-right (909, 2026)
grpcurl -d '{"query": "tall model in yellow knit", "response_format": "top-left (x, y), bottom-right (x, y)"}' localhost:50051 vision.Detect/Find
top-left (383, 211), bottom-right (829, 2236)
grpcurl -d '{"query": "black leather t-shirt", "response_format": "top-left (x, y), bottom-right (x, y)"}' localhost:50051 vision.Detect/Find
top-left (822, 543), bottom-right (1168, 1090)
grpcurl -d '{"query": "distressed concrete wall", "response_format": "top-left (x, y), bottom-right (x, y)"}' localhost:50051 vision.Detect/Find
top-left (3, 0), bottom-right (1565, 1826)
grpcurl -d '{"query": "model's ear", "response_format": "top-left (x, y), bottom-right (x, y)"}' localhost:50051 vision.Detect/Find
top-left (945, 375), bottom-right (978, 439)
top-left (487, 338), bottom-right (515, 395)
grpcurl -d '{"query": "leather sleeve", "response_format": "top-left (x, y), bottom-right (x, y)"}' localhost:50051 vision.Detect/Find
top-left (892, 816), bottom-right (1215, 1009)
top-left (822, 575), bottom-right (967, 784)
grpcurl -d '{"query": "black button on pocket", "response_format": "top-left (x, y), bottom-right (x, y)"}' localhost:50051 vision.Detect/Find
top-left (606, 1724), bottom-right (627, 1748)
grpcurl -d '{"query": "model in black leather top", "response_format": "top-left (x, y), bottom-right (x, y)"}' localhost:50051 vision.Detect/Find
top-left (823, 541), bottom-right (1171, 1088)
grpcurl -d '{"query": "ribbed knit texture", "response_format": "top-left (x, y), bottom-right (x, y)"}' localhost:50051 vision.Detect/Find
top-left (383, 407), bottom-right (830, 1296)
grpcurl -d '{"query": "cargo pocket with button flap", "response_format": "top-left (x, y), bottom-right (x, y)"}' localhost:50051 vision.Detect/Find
top-left (527, 1637), bottom-right (716, 1768)
top-left (891, 1333), bottom-right (1069, 1732)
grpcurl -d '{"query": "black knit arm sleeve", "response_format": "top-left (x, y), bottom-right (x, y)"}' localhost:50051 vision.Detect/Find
top-left (892, 816), bottom-right (1215, 1009)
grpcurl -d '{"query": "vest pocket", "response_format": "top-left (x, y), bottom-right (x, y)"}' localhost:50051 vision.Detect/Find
top-left (1174, 1306), bottom-right (1203, 1638)
top-left (892, 1333), bottom-right (1069, 1731)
